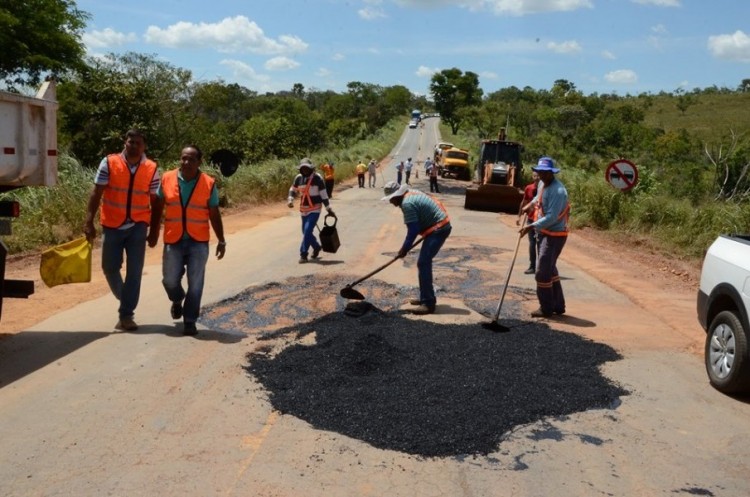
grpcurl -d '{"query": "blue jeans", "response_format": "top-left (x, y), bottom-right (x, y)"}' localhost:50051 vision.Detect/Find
top-left (101, 223), bottom-right (148, 319)
top-left (417, 224), bottom-right (452, 307)
top-left (300, 212), bottom-right (321, 256)
top-left (162, 239), bottom-right (209, 324)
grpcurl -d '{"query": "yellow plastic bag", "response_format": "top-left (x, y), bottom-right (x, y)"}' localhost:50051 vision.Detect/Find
top-left (39, 237), bottom-right (92, 288)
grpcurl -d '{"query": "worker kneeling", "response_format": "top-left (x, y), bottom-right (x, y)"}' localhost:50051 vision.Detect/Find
top-left (382, 181), bottom-right (451, 315)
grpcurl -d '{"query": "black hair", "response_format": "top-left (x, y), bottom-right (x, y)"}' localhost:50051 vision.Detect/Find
top-left (183, 144), bottom-right (203, 160)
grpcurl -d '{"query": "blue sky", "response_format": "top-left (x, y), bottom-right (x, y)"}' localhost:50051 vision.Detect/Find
top-left (77, 0), bottom-right (750, 97)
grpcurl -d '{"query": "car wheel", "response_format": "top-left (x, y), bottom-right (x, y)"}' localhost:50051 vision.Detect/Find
top-left (705, 310), bottom-right (750, 394)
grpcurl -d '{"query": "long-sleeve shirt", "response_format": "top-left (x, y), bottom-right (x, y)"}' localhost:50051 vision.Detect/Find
top-left (288, 172), bottom-right (330, 216)
top-left (530, 178), bottom-right (568, 233)
top-left (399, 191), bottom-right (448, 252)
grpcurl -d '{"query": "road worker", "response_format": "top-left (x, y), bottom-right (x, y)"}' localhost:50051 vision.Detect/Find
top-left (287, 158), bottom-right (335, 263)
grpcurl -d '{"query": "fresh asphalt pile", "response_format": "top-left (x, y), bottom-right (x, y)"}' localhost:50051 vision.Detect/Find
top-left (201, 250), bottom-right (628, 458)
top-left (246, 310), bottom-right (628, 458)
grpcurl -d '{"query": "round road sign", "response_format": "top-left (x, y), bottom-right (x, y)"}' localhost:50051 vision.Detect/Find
top-left (605, 159), bottom-right (638, 192)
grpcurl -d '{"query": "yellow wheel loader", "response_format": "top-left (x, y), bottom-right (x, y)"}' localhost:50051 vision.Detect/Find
top-left (464, 130), bottom-right (524, 213)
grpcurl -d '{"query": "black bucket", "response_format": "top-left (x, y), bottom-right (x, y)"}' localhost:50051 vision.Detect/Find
top-left (319, 214), bottom-right (340, 253)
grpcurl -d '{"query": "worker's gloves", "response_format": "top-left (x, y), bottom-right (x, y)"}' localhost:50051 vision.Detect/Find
top-left (287, 198), bottom-right (294, 208)
top-left (326, 207), bottom-right (336, 218)
top-left (397, 248), bottom-right (408, 259)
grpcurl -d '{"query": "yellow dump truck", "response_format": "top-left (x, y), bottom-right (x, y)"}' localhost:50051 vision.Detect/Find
top-left (438, 147), bottom-right (471, 181)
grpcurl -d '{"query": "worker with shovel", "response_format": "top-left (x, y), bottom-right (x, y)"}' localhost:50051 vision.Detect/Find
top-left (382, 181), bottom-right (451, 315)
top-left (520, 157), bottom-right (570, 318)
top-left (288, 158), bottom-right (335, 263)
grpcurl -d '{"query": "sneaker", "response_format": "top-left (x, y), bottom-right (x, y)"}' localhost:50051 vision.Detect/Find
top-left (299, 255), bottom-right (308, 263)
top-left (183, 322), bottom-right (198, 336)
top-left (115, 317), bottom-right (138, 331)
top-left (530, 308), bottom-right (552, 318)
top-left (311, 247), bottom-right (321, 259)
top-left (411, 304), bottom-right (435, 315)
top-left (409, 299), bottom-right (422, 306)
top-left (170, 301), bottom-right (183, 320)
top-left (524, 267), bottom-right (535, 274)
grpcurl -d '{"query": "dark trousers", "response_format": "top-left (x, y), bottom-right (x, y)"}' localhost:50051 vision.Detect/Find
top-left (357, 174), bottom-right (365, 187)
top-left (405, 171), bottom-right (411, 184)
top-left (535, 234), bottom-right (566, 314)
top-left (526, 225), bottom-right (536, 270)
top-left (429, 176), bottom-right (440, 193)
top-left (325, 179), bottom-right (334, 198)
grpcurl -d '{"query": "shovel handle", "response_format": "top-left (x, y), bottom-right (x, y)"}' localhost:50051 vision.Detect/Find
top-left (492, 213), bottom-right (527, 322)
top-left (345, 237), bottom-right (424, 288)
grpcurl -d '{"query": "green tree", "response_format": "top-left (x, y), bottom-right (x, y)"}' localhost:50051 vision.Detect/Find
top-left (0, 0), bottom-right (89, 88)
top-left (58, 52), bottom-right (193, 166)
top-left (429, 68), bottom-right (483, 134)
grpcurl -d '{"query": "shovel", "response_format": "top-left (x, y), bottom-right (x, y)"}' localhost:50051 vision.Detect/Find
top-left (339, 238), bottom-right (424, 300)
top-left (483, 214), bottom-right (527, 332)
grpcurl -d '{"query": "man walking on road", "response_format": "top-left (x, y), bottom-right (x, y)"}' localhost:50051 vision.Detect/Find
top-left (396, 161), bottom-right (404, 185)
top-left (356, 160), bottom-right (367, 188)
top-left (83, 128), bottom-right (161, 331)
top-left (405, 157), bottom-right (414, 185)
top-left (520, 157), bottom-right (570, 318)
top-left (367, 159), bottom-right (378, 187)
top-left (427, 159), bottom-right (441, 193)
top-left (154, 145), bottom-right (226, 336)
top-left (382, 181), bottom-right (451, 315)
top-left (320, 161), bottom-right (335, 198)
top-left (517, 171), bottom-right (540, 274)
top-left (288, 158), bottom-right (335, 263)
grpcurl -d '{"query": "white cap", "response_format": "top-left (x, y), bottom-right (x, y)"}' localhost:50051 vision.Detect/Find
top-left (381, 181), bottom-right (410, 201)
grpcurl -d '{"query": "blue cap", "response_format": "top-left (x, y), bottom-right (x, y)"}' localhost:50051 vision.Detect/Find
top-left (532, 156), bottom-right (559, 173)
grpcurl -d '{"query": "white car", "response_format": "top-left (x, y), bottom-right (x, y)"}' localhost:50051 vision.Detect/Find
top-left (408, 120), bottom-right (417, 129)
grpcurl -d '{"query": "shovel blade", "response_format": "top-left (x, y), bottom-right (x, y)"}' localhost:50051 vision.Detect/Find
top-left (481, 321), bottom-right (510, 333)
top-left (340, 286), bottom-right (365, 300)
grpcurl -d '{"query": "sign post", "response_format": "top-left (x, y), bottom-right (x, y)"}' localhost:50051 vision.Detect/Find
top-left (605, 159), bottom-right (638, 192)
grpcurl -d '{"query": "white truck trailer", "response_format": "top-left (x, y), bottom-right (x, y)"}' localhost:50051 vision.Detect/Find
top-left (0, 80), bottom-right (59, 319)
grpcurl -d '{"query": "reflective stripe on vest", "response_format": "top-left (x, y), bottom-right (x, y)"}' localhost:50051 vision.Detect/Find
top-left (162, 169), bottom-right (214, 244)
top-left (100, 154), bottom-right (156, 228)
top-left (404, 192), bottom-right (451, 237)
top-left (294, 174), bottom-right (319, 213)
top-left (535, 183), bottom-right (570, 237)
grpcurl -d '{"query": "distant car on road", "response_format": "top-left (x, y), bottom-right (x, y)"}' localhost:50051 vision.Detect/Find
top-left (408, 120), bottom-right (418, 129)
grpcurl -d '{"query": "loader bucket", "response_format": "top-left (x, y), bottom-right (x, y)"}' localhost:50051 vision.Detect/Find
top-left (464, 184), bottom-right (523, 213)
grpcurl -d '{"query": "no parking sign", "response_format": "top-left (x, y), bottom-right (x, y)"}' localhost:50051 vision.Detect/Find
top-left (605, 159), bottom-right (638, 192)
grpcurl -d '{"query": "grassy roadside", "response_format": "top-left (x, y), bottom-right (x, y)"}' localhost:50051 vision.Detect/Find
top-left (0, 119), bottom-right (406, 255)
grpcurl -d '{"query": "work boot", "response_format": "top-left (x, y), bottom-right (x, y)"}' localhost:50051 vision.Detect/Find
top-left (411, 304), bottom-right (435, 315)
top-left (524, 267), bottom-right (536, 274)
top-left (311, 247), bottom-right (321, 259)
top-left (530, 308), bottom-right (552, 318)
top-left (183, 322), bottom-right (198, 336)
top-left (170, 301), bottom-right (183, 320)
top-left (115, 317), bottom-right (138, 331)
top-left (409, 299), bottom-right (422, 306)
top-left (299, 254), bottom-right (308, 263)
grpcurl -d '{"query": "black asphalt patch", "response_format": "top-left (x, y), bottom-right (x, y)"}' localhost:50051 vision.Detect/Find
top-left (246, 310), bottom-right (628, 458)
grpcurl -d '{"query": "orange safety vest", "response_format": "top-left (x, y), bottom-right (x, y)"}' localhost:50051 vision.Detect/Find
top-left (100, 154), bottom-right (157, 228)
top-left (404, 192), bottom-right (451, 237)
top-left (534, 183), bottom-right (570, 237)
top-left (162, 169), bottom-right (215, 244)
top-left (321, 163), bottom-right (334, 180)
top-left (294, 174), bottom-right (319, 213)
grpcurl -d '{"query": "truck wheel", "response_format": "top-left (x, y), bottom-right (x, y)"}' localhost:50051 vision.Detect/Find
top-left (705, 310), bottom-right (750, 394)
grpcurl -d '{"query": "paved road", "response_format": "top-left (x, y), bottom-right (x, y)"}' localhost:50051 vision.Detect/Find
top-left (1, 119), bottom-right (748, 496)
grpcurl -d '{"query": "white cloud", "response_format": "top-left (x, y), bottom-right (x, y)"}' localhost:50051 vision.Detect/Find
top-left (651, 24), bottom-right (667, 34)
top-left (316, 68), bottom-right (332, 78)
top-left (396, 0), bottom-right (593, 16)
top-left (480, 71), bottom-right (498, 79)
top-left (83, 28), bottom-right (137, 49)
top-left (220, 59), bottom-right (270, 83)
top-left (631, 0), bottom-right (680, 6)
top-left (604, 69), bottom-right (638, 84)
top-left (601, 50), bottom-right (616, 60)
top-left (264, 57), bottom-right (300, 71)
top-left (359, 6), bottom-right (387, 19)
top-left (416, 65), bottom-right (439, 77)
top-left (332, 53), bottom-right (346, 61)
top-left (144, 16), bottom-right (308, 55)
top-left (547, 40), bottom-right (582, 54)
top-left (708, 30), bottom-right (750, 63)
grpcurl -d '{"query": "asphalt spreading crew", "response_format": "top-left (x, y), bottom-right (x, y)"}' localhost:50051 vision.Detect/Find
top-left (287, 158), bottom-right (336, 264)
top-left (382, 181), bottom-right (452, 315)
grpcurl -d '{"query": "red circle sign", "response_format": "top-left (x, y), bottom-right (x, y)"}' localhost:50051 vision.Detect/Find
top-left (605, 159), bottom-right (638, 192)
